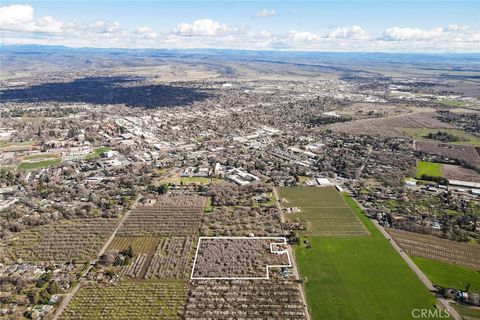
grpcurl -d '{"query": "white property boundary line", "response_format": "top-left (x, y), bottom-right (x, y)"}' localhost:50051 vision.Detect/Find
top-left (190, 236), bottom-right (292, 280)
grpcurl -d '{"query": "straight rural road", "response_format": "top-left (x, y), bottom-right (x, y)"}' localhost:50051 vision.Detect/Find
top-left (273, 187), bottom-right (311, 320)
top-left (52, 196), bottom-right (141, 320)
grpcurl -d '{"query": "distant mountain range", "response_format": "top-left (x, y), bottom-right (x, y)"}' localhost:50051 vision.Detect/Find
top-left (1, 44), bottom-right (479, 81)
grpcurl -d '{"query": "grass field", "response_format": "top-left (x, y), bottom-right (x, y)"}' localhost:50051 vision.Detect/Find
top-left (402, 128), bottom-right (480, 147)
top-left (0, 140), bottom-right (38, 150)
top-left (161, 176), bottom-right (211, 184)
top-left (416, 161), bottom-right (442, 178)
top-left (252, 192), bottom-right (276, 208)
top-left (204, 196), bottom-right (213, 212)
top-left (436, 99), bottom-right (469, 107)
top-left (17, 158), bottom-right (61, 170)
top-left (281, 188), bottom-right (441, 320)
top-left (412, 256), bottom-right (480, 291)
top-left (60, 280), bottom-right (188, 320)
top-left (278, 187), bottom-right (368, 236)
top-left (84, 147), bottom-right (112, 160)
top-left (261, 192), bottom-right (277, 207)
top-left (23, 153), bottom-right (58, 160)
top-left (451, 303), bottom-right (480, 320)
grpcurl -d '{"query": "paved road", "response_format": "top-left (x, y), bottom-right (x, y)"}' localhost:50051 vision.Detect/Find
top-left (52, 196), bottom-right (141, 320)
top-left (273, 187), bottom-right (311, 320)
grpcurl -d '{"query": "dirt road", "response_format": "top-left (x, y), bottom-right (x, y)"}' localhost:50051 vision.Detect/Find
top-left (273, 187), bottom-right (311, 320)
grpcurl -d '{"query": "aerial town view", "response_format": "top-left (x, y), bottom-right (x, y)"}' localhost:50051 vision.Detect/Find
top-left (0, 1), bottom-right (479, 319)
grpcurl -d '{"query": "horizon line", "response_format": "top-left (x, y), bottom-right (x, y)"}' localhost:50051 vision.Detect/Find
top-left (1, 43), bottom-right (479, 55)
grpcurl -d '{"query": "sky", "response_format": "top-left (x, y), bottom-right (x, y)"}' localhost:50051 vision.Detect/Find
top-left (0, 1), bottom-right (479, 52)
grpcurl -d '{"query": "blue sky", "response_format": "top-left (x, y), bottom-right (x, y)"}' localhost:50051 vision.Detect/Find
top-left (1, 1), bottom-right (479, 52)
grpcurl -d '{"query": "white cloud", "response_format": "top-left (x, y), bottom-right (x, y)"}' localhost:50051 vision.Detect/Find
top-left (88, 20), bottom-right (105, 30)
top-left (87, 21), bottom-right (122, 34)
top-left (34, 16), bottom-right (65, 33)
top-left (327, 26), bottom-right (367, 39)
top-left (0, 4), bottom-right (67, 33)
top-left (173, 19), bottom-right (232, 36)
top-left (134, 26), bottom-right (157, 39)
top-left (259, 30), bottom-right (273, 39)
top-left (380, 26), bottom-right (480, 45)
top-left (382, 27), bottom-right (443, 41)
top-left (1, 4), bottom-right (479, 53)
top-left (289, 30), bottom-right (320, 42)
top-left (0, 4), bottom-right (33, 25)
top-left (255, 9), bottom-right (276, 18)
top-left (444, 24), bottom-right (469, 32)
top-left (106, 22), bottom-right (121, 33)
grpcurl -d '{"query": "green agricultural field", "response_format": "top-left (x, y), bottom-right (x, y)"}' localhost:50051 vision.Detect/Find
top-left (416, 161), bottom-right (442, 178)
top-left (412, 256), bottom-right (480, 292)
top-left (401, 128), bottom-right (480, 147)
top-left (17, 158), bottom-right (61, 170)
top-left (278, 187), bottom-right (368, 236)
top-left (281, 188), bottom-right (441, 320)
top-left (60, 280), bottom-right (188, 320)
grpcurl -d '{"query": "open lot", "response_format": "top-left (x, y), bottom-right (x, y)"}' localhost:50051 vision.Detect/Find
top-left (278, 187), bottom-right (368, 236)
top-left (441, 164), bottom-right (480, 182)
top-left (402, 128), bottom-right (480, 147)
top-left (415, 141), bottom-right (480, 172)
top-left (327, 111), bottom-right (453, 138)
top-left (284, 192), bottom-right (439, 320)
